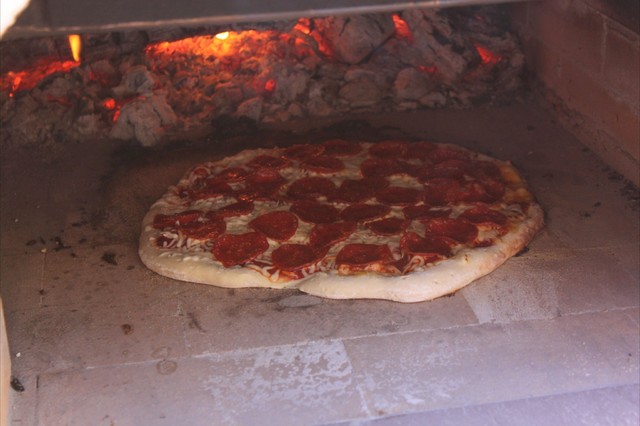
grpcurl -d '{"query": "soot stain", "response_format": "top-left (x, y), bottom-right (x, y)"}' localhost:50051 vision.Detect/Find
top-left (10, 377), bottom-right (25, 392)
top-left (101, 252), bottom-right (118, 265)
top-left (186, 312), bottom-right (205, 332)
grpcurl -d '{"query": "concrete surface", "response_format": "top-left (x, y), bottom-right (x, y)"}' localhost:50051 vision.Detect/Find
top-left (1, 103), bottom-right (638, 425)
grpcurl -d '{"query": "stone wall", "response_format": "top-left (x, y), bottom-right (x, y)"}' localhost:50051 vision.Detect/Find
top-left (511, 0), bottom-right (640, 185)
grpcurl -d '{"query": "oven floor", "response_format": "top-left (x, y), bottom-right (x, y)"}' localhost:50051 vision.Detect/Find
top-left (1, 103), bottom-right (638, 425)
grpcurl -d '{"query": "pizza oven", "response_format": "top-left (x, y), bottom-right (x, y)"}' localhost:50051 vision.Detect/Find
top-left (1, 0), bottom-right (638, 424)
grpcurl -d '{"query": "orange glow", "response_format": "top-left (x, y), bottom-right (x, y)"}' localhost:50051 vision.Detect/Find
top-left (475, 44), bottom-right (502, 66)
top-left (393, 14), bottom-right (413, 43)
top-left (418, 65), bottom-right (437, 75)
top-left (113, 109), bottom-right (121, 123)
top-left (145, 31), bottom-right (264, 59)
top-left (293, 18), bottom-right (311, 35)
top-left (68, 34), bottom-right (82, 62)
top-left (103, 98), bottom-right (116, 110)
top-left (264, 79), bottom-right (277, 93)
top-left (1, 60), bottom-right (79, 94)
top-left (11, 75), bottom-right (22, 92)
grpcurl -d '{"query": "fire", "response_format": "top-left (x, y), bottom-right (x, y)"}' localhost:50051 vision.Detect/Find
top-left (11, 75), bottom-right (21, 92)
top-left (68, 34), bottom-right (82, 62)
top-left (145, 31), bottom-right (253, 58)
top-left (102, 98), bottom-right (116, 110)
top-left (264, 79), bottom-right (277, 93)
top-left (393, 14), bottom-right (413, 43)
top-left (1, 60), bottom-right (79, 95)
top-left (293, 19), bottom-right (312, 35)
top-left (475, 44), bottom-right (502, 66)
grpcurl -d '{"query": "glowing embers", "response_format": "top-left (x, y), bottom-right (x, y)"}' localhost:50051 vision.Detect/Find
top-left (145, 29), bottom-right (278, 59)
top-left (475, 44), bottom-right (502, 66)
top-left (1, 35), bottom-right (83, 97)
top-left (392, 14), bottom-right (413, 43)
top-left (1, 61), bottom-right (79, 96)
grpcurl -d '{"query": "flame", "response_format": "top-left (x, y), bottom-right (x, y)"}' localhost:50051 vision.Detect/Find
top-left (215, 32), bottom-right (229, 40)
top-left (393, 14), bottom-right (413, 43)
top-left (68, 34), bottom-right (82, 62)
top-left (475, 44), bottom-right (501, 66)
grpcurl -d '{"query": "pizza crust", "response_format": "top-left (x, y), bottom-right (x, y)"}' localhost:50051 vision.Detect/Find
top-left (138, 141), bottom-right (545, 303)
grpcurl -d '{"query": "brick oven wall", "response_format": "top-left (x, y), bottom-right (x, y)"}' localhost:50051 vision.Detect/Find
top-left (510, 0), bottom-right (639, 185)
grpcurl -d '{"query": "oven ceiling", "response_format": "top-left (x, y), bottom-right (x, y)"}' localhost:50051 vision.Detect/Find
top-left (5, 0), bottom-right (531, 39)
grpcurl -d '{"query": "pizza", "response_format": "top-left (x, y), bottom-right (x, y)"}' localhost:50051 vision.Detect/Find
top-left (139, 139), bottom-right (543, 303)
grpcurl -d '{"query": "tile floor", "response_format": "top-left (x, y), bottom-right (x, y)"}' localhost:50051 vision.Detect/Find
top-left (1, 104), bottom-right (639, 425)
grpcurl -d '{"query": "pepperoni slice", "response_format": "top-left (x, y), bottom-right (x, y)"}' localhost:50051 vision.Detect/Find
top-left (340, 203), bottom-right (390, 223)
top-left (247, 155), bottom-right (290, 169)
top-left (456, 182), bottom-right (496, 203)
top-left (321, 139), bottom-right (362, 156)
top-left (216, 200), bottom-right (254, 217)
top-left (360, 158), bottom-right (402, 178)
top-left (423, 178), bottom-right (462, 206)
top-left (240, 169), bottom-right (287, 200)
top-left (302, 156), bottom-right (345, 174)
top-left (405, 141), bottom-right (436, 159)
top-left (397, 160), bottom-right (421, 177)
top-left (282, 144), bottom-right (325, 159)
top-left (193, 180), bottom-right (234, 199)
top-left (369, 140), bottom-right (409, 158)
top-left (212, 232), bottom-right (269, 267)
top-left (402, 205), bottom-right (452, 220)
top-left (471, 161), bottom-right (502, 179)
top-left (309, 222), bottom-right (356, 248)
top-left (153, 210), bottom-right (202, 229)
top-left (249, 211), bottom-right (298, 242)
top-left (286, 177), bottom-right (336, 200)
top-left (181, 216), bottom-right (226, 240)
top-left (481, 179), bottom-right (506, 200)
top-left (334, 177), bottom-right (387, 203)
top-left (336, 244), bottom-right (393, 267)
top-left (426, 159), bottom-right (471, 180)
top-left (423, 217), bottom-right (478, 244)
top-left (459, 206), bottom-right (508, 227)
top-left (400, 232), bottom-right (453, 261)
top-left (427, 147), bottom-right (471, 164)
top-left (290, 200), bottom-right (340, 224)
top-left (271, 244), bottom-right (323, 271)
top-left (376, 187), bottom-right (421, 206)
top-left (246, 168), bottom-right (285, 186)
top-left (210, 167), bottom-right (249, 183)
top-left (366, 218), bottom-right (410, 236)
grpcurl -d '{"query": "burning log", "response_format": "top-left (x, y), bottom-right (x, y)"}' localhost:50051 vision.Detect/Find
top-left (312, 14), bottom-right (395, 64)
